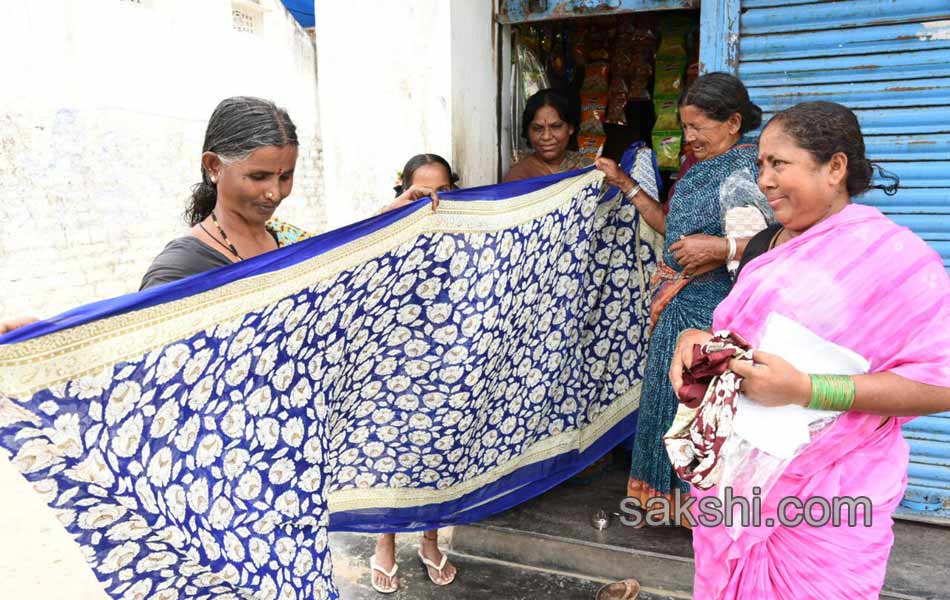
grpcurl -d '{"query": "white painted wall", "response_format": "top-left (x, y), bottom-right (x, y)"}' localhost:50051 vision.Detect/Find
top-left (315, 0), bottom-right (499, 228)
top-left (0, 0), bottom-right (325, 321)
top-left (450, 0), bottom-right (500, 189)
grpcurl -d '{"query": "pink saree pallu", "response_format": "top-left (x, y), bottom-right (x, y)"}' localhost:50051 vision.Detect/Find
top-left (690, 204), bottom-right (950, 600)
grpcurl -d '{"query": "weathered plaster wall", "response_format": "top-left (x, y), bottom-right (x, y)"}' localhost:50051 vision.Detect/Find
top-left (0, 2), bottom-right (323, 594)
top-left (0, 0), bottom-right (325, 320)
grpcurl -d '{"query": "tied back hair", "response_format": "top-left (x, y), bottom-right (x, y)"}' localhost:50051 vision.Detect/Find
top-left (873, 164), bottom-right (900, 196)
top-left (186, 96), bottom-right (299, 226)
top-left (679, 72), bottom-right (762, 134)
top-left (766, 101), bottom-right (900, 197)
top-left (393, 153), bottom-right (459, 196)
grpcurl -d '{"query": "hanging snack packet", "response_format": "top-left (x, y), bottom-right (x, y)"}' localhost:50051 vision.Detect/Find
top-left (610, 41), bottom-right (637, 79)
top-left (656, 31), bottom-right (687, 58)
top-left (653, 96), bottom-right (680, 130)
top-left (653, 130), bottom-right (682, 170)
top-left (605, 77), bottom-right (630, 124)
top-left (656, 16), bottom-right (690, 58)
top-left (578, 133), bottom-right (606, 161)
top-left (628, 78), bottom-right (652, 101)
top-left (654, 59), bottom-right (685, 97)
top-left (583, 61), bottom-right (610, 92)
top-left (633, 44), bottom-right (656, 76)
top-left (627, 58), bottom-right (654, 101)
top-left (580, 91), bottom-right (608, 134)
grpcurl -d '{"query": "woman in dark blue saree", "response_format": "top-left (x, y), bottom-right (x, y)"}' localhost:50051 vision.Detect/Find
top-left (624, 73), bottom-right (772, 523)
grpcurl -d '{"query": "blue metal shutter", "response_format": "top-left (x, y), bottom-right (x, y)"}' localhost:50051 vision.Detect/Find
top-left (736, 0), bottom-right (950, 521)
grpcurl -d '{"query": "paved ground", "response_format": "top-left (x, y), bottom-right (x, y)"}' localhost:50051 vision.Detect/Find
top-left (0, 455), bottom-right (668, 600)
top-left (0, 454), bottom-right (109, 599)
top-left (331, 530), bottom-right (680, 600)
top-left (4, 450), bottom-right (947, 599)
top-left (456, 460), bottom-right (950, 600)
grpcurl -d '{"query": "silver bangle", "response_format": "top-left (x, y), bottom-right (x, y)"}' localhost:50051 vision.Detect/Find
top-left (624, 183), bottom-right (642, 200)
top-left (726, 236), bottom-right (737, 263)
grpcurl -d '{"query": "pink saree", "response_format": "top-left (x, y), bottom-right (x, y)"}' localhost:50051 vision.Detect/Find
top-left (691, 204), bottom-right (950, 600)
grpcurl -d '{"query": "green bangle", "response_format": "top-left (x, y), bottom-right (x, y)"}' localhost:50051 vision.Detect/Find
top-left (808, 374), bottom-right (855, 411)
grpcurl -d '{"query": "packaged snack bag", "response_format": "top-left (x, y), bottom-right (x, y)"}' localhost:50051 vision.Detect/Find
top-left (654, 58), bottom-right (685, 96)
top-left (653, 130), bottom-right (682, 170)
top-left (653, 96), bottom-right (680, 131)
top-left (605, 77), bottom-right (629, 124)
top-left (583, 61), bottom-right (610, 92)
top-left (580, 91), bottom-right (608, 134)
top-left (578, 133), bottom-right (606, 161)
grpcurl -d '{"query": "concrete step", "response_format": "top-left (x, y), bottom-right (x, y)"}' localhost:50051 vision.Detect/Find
top-left (451, 466), bottom-right (950, 600)
top-left (452, 523), bottom-right (692, 598)
top-left (330, 531), bottom-right (683, 599)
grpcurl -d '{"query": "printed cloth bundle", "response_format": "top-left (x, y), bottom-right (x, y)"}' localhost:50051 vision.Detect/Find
top-left (647, 263), bottom-right (689, 333)
top-left (664, 332), bottom-right (752, 490)
top-left (0, 149), bottom-right (659, 599)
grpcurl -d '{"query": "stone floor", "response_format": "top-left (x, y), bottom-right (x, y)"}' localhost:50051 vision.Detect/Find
top-left (449, 458), bottom-right (950, 600)
top-left (330, 529), bottom-right (681, 600)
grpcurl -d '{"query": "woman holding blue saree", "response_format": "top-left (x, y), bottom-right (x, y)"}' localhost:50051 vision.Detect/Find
top-left (140, 96), bottom-right (309, 290)
top-left (371, 153), bottom-right (458, 594)
top-left (622, 73), bottom-right (770, 523)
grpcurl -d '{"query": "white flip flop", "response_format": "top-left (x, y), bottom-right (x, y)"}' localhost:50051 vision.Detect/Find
top-left (369, 556), bottom-right (399, 594)
top-left (417, 548), bottom-right (456, 586)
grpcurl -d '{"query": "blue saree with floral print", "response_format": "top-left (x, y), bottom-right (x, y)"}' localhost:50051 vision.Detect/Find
top-left (0, 146), bottom-right (661, 600)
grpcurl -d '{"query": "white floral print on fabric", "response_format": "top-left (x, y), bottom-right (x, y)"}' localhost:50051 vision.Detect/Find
top-left (0, 178), bottom-right (657, 599)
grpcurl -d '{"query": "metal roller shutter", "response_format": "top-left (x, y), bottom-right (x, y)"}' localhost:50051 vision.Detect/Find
top-left (735, 0), bottom-right (950, 521)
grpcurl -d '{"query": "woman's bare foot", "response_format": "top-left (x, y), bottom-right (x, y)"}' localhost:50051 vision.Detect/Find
top-left (371, 533), bottom-right (399, 593)
top-left (419, 530), bottom-right (457, 585)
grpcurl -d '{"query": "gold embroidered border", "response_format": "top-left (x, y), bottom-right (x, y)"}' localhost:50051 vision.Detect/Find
top-left (325, 380), bottom-right (641, 513)
top-left (0, 171), bottom-right (605, 398)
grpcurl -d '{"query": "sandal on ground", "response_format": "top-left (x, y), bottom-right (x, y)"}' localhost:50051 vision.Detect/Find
top-left (417, 548), bottom-right (456, 586)
top-left (369, 556), bottom-right (399, 594)
top-left (595, 578), bottom-right (641, 600)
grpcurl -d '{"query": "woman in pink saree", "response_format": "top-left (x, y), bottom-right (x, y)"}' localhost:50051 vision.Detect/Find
top-left (667, 101), bottom-right (950, 600)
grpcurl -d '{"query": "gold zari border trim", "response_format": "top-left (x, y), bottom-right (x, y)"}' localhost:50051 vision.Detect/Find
top-left (326, 380), bottom-right (641, 513)
top-left (0, 171), bottom-right (604, 397)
